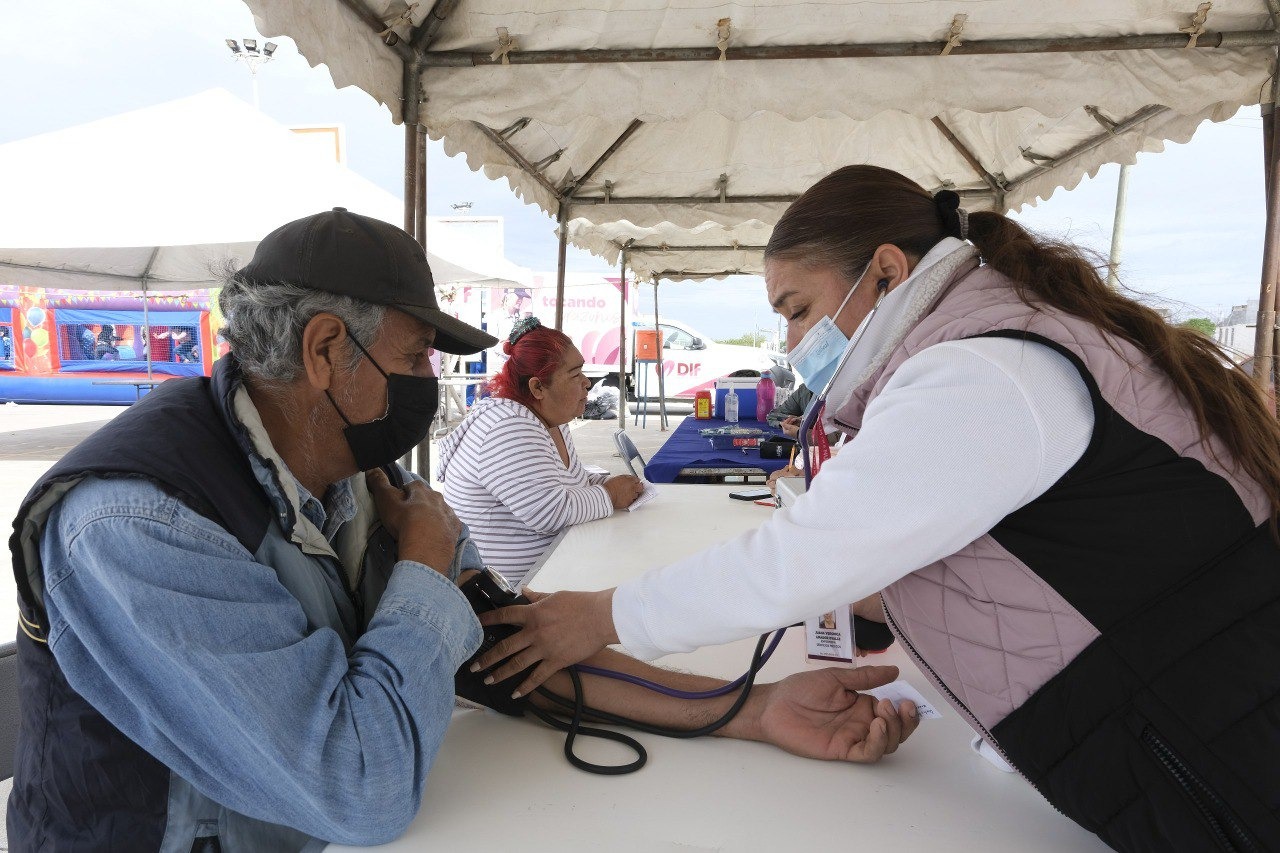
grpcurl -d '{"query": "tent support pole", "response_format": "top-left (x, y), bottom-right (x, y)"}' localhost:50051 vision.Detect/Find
top-left (555, 202), bottom-right (568, 330)
top-left (139, 246), bottom-right (160, 381)
top-left (403, 121), bottom-right (416, 234)
top-left (415, 122), bottom-right (427, 248)
top-left (628, 244), bottom-right (767, 252)
top-left (422, 29), bottom-right (1280, 67)
top-left (399, 53), bottom-right (435, 475)
top-left (401, 57), bottom-right (419, 235)
top-left (1255, 56), bottom-right (1280, 413)
top-left (334, 0), bottom-right (415, 61)
top-left (142, 281), bottom-right (153, 381)
top-left (570, 189), bottom-right (992, 206)
top-left (412, 0), bottom-right (463, 51)
top-left (565, 119), bottom-right (645, 197)
top-left (474, 121), bottom-right (562, 200)
top-left (618, 247), bottom-right (629, 431)
top-left (652, 277), bottom-right (668, 430)
top-left (415, 66), bottom-right (433, 478)
top-left (1002, 105), bottom-right (1168, 199)
top-left (931, 116), bottom-right (1005, 205)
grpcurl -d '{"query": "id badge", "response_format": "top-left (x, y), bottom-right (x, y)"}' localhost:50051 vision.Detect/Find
top-left (804, 604), bottom-right (856, 666)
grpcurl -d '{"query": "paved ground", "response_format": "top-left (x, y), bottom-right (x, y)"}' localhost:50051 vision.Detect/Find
top-left (0, 400), bottom-right (688, 635)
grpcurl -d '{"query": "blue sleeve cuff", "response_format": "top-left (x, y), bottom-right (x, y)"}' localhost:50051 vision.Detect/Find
top-left (378, 564), bottom-right (482, 664)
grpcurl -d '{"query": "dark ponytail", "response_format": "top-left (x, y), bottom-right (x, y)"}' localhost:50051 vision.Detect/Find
top-left (966, 210), bottom-right (1280, 525)
top-left (767, 164), bottom-right (1280, 524)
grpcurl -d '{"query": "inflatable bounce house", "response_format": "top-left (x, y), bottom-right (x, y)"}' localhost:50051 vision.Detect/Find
top-left (0, 285), bottom-right (223, 405)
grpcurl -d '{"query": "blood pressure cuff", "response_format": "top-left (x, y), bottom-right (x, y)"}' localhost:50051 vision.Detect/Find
top-left (455, 660), bottom-right (534, 717)
top-left (854, 616), bottom-right (896, 652)
top-left (453, 568), bottom-right (536, 716)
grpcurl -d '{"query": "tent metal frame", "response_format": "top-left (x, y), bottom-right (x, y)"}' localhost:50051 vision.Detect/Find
top-left (331, 0), bottom-right (1280, 414)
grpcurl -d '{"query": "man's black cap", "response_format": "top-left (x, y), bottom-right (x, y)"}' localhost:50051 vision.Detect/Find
top-left (236, 208), bottom-right (498, 355)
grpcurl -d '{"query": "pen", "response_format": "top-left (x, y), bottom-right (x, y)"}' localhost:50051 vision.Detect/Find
top-left (788, 445), bottom-right (797, 468)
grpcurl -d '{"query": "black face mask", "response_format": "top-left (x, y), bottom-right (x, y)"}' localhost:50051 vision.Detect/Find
top-left (326, 333), bottom-right (439, 472)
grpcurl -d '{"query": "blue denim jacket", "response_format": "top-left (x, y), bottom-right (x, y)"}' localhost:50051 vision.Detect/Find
top-left (38, 466), bottom-right (483, 848)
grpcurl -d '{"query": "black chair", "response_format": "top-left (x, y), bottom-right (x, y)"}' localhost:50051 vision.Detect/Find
top-left (0, 641), bottom-right (18, 780)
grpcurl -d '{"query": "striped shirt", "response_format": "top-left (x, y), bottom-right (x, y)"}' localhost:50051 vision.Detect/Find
top-left (437, 397), bottom-right (613, 584)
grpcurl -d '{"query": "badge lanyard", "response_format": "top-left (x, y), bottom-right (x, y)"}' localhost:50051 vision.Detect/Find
top-left (798, 284), bottom-right (890, 487)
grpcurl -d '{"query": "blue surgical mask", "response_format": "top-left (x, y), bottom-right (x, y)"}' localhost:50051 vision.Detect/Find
top-left (787, 261), bottom-right (872, 393)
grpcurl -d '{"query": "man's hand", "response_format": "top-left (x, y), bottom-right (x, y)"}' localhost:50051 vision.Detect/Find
top-left (727, 665), bottom-right (919, 762)
top-left (603, 475), bottom-right (645, 510)
top-left (473, 588), bottom-right (618, 698)
top-left (367, 468), bottom-right (461, 575)
top-left (780, 415), bottom-right (801, 438)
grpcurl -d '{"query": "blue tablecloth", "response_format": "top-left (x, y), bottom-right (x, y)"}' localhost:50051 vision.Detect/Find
top-left (644, 417), bottom-right (791, 483)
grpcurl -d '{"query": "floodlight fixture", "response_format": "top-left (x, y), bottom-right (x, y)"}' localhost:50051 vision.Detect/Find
top-left (226, 35), bottom-right (277, 110)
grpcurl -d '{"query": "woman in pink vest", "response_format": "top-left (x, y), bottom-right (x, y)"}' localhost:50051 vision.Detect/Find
top-left (473, 165), bottom-right (1280, 853)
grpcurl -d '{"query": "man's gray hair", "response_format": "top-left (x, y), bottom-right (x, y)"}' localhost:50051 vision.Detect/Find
top-left (218, 271), bottom-right (386, 384)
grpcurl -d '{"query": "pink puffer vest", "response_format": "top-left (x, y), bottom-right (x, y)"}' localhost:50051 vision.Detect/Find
top-left (831, 262), bottom-right (1269, 745)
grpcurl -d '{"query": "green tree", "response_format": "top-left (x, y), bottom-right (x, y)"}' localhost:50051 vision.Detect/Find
top-left (716, 331), bottom-right (768, 347)
top-left (1179, 317), bottom-right (1216, 337)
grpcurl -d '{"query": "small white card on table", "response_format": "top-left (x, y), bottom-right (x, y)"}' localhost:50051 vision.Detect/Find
top-left (865, 680), bottom-right (943, 720)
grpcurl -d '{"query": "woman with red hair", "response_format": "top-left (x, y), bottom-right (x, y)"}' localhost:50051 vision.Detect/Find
top-left (438, 317), bottom-right (645, 583)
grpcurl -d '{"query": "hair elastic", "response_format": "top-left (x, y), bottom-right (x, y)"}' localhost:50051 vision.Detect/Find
top-left (508, 316), bottom-right (543, 345)
top-left (933, 190), bottom-right (968, 240)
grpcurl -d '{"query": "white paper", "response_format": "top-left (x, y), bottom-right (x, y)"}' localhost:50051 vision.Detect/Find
top-left (626, 478), bottom-right (659, 512)
top-left (970, 735), bottom-right (1016, 772)
top-left (583, 464), bottom-right (610, 475)
top-left (864, 680), bottom-right (942, 720)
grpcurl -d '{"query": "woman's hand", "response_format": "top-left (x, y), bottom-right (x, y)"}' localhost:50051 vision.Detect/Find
top-left (780, 416), bottom-right (801, 438)
top-left (727, 665), bottom-right (920, 762)
top-left (766, 463), bottom-right (802, 495)
top-left (472, 588), bottom-right (619, 698)
top-left (603, 475), bottom-right (645, 509)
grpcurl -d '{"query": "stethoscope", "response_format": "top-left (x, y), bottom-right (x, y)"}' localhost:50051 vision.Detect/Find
top-left (797, 277), bottom-right (891, 487)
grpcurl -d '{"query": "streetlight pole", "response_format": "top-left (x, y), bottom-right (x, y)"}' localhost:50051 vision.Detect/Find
top-left (1107, 163), bottom-right (1133, 288)
top-left (225, 38), bottom-right (277, 111)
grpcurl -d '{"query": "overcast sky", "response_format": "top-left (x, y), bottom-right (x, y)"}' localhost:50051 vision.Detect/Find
top-left (1, 0), bottom-right (1269, 338)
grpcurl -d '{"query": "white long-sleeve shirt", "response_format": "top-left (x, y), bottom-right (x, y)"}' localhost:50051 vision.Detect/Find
top-left (438, 397), bottom-right (613, 584)
top-left (611, 336), bottom-right (1096, 661)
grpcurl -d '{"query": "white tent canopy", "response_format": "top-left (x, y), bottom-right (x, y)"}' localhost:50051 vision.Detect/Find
top-left (0, 89), bottom-right (520, 290)
top-left (244, 0), bottom-right (1277, 279)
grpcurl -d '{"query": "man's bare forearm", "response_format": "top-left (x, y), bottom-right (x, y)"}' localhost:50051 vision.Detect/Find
top-left (528, 647), bottom-right (765, 741)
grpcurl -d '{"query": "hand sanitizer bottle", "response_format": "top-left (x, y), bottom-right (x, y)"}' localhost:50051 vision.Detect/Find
top-left (725, 386), bottom-right (739, 423)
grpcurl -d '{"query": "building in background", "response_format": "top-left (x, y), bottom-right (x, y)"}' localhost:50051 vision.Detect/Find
top-left (1216, 298), bottom-right (1259, 361)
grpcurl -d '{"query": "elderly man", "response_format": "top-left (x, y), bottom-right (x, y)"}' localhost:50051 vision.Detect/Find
top-left (9, 210), bottom-right (916, 851)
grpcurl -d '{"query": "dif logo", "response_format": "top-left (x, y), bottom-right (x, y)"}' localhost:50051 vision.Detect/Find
top-left (663, 362), bottom-right (701, 376)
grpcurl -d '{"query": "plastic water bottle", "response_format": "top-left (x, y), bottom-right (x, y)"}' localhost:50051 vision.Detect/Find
top-left (725, 387), bottom-right (739, 423)
top-left (755, 371), bottom-right (776, 422)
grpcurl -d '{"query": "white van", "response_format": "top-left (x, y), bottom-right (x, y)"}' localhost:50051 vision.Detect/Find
top-left (630, 316), bottom-right (780, 400)
top-left (447, 272), bottom-right (783, 400)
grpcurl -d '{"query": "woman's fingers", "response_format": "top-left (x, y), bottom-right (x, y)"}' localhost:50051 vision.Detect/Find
top-left (469, 590), bottom-right (617, 699)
